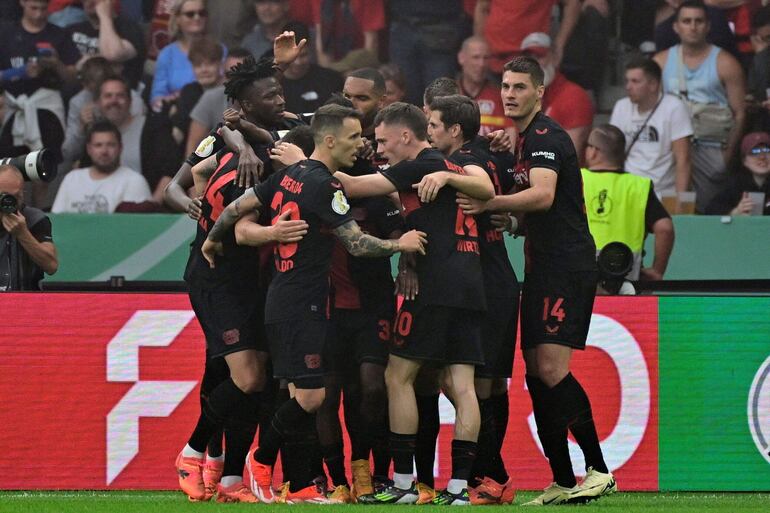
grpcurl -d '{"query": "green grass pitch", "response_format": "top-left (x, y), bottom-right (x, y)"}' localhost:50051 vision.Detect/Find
top-left (1, 491), bottom-right (769, 512)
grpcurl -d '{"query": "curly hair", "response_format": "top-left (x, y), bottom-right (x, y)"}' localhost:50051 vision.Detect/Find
top-left (223, 55), bottom-right (276, 103)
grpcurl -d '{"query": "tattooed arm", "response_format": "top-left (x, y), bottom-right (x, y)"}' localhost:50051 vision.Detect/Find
top-left (333, 220), bottom-right (427, 257)
top-left (201, 189), bottom-right (263, 267)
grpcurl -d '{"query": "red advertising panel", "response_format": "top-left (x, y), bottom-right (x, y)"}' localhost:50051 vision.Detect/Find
top-left (0, 294), bottom-right (658, 490)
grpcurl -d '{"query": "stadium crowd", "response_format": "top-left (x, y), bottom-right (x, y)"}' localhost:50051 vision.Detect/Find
top-left (0, 0), bottom-right (769, 505)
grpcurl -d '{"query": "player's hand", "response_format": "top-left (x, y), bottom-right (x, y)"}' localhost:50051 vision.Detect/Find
top-left (639, 267), bottom-right (663, 281)
top-left (489, 213), bottom-right (514, 232)
top-left (223, 108), bottom-right (242, 130)
top-left (1, 211), bottom-right (28, 237)
top-left (358, 138), bottom-right (375, 161)
top-left (397, 229), bottom-right (428, 255)
top-left (730, 192), bottom-right (754, 216)
top-left (395, 266), bottom-right (419, 300)
top-left (413, 171), bottom-right (449, 203)
top-left (186, 197), bottom-right (203, 220)
top-left (94, 0), bottom-right (113, 19)
top-left (273, 31), bottom-right (308, 68)
top-left (201, 239), bottom-right (223, 268)
top-left (270, 209), bottom-right (309, 243)
top-left (235, 146), bottom-right (263, 188)
top-left (270, 142), bottom-right (306, 167)
top-left (456, 192), bottom-right (487, 215)
top-left (487, 129), bottom-right (512, 152)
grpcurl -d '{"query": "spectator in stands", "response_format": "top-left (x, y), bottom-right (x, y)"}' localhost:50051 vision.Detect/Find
top-left (52, 119), bottom-right (151, 213)
top-left (281, 23), bottom-right (342, 114)
top-left (655, 0), bottom-right (739, 58)
top-left (170, 36), bottom-right (224, 146)
top-left (207, 0), bottom-right (246, 48)
top-left (0, 163), bottom-right (58, 291)
top-left (185, 47), bottom-right (251, 155)
top-left (387, 0), bottom-right (465, 105)
top-left (474, 0), bottom-right (580, 75)
top-left (0, 0), bottom-right (79, 165)
top-left (312, 0), bottom-right (384, 69)
top-left (241, 0), bottom-right (293, 60)
top-left (422, 76), bottom-right (459, 115)
top-left (66, 0), bottom-right (146, 89)
top-left (151, 0), bottom-right (220, 110)
top-left (517, 32), bottom-right (594, 160)
top-left (706, 131), bottom-right (770, 215)
top-left (610, 57), bottom-right (693, 201)
top-left (456, 35), bottom-right (514, 137)
top-left (582, 124), bottom-right (674, 285)
top-left (558, 0), bottom-right (611, 94)
top-left (66, 75), bottom-right (180, 201)
top-left (747, 5), bottom-right (770, 127)
top-left (378, 62), bottom-right (406, 106)
top-left (47, 0), bottom-right (87, 28)
top-left (655, 0), bottom-right (746, 213)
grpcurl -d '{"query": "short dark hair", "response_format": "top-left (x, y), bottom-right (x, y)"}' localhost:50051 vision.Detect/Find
top-left (189, 36), bottom-right (223, 65)
top-left (625, 56), bottom-right (662, 83)
top-left (86, 119), bottom-right (122, 146)
top-left (374, 102), bottom-right (428, 141)
top-left (311, 104), bottom-right (362, 143)
top-left (324, 92), bottom-right (355, 109)
top-left (97, 74), bottom-right (130, 98)
top-left (224, 55), bottom-right (275, 103)
top-left (379, 63), bottom-right (406, 90)
top-left (752, 5), bottom-right (770, 30)
top-left (503, 56), bottom-right (545, 87)
top-left (429, 94), bottom-right (480, 142)
top-left (423, 77), bottom-right (460, 106)
top-left (347, 67), bottom-right (386, 95)
top-left (281, 125), bottom-right (315, 157)
top-left (590, 124), bottom-right (626, 166)
top-left (676, 0), bottom-right (708, 20)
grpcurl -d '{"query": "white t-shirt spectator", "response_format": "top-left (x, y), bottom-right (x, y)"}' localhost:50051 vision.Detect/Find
top-left (52, 166), bottom-right (152, 213)
top-left (610, 93), bottom-right (693, 196)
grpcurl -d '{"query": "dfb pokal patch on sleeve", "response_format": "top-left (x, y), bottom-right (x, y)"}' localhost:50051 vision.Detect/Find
top-left (332, 190), bottom-right (350, 215)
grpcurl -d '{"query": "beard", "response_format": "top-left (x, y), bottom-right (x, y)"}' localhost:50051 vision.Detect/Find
top-left (93, 159), bottom-right (120, 174)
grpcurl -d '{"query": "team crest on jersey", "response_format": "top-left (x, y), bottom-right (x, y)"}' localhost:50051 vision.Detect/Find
top-left (195, 135), bottom-right (216, 157)
top-left (332, 190), bottom-right (350, 215)
top-left (536, 128), bottom-right (548, 135)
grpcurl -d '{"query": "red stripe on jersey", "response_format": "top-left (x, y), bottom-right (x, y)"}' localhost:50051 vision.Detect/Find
top-left (205, 171), bottom-right (238, 223)
top-left (400, 190), bottom-right (421, 215)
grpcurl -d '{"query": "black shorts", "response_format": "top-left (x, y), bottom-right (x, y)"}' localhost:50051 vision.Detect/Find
top-left (266, 315), bottom-right (327, 389)
top-left (390, 301), bottom-right (483, 365)
top-left (477, 295), bottom-right (519, 379)
top-left (188, 285), bottom-right (267, 359)
top-left (520, 270), bottom-right (597, 351)
top-left (325, 308), bottom-right (389, 375)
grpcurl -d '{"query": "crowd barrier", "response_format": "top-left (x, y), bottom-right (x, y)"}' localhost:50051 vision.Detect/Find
top-left (2, 294), bottom-right (768, 491)
top-left (45, 214), bottom-right (770, 283)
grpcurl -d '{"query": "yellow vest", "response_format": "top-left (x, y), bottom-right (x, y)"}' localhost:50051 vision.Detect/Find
top-left (581, 168), bottom-right (651, 278)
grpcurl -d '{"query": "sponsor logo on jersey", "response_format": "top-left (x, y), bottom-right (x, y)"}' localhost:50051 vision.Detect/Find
top-left (332, 190), bottom-right (350, 215)
top-left (531, 151), bottom-right (556, 160)
top-left (195, 135), bottom-right (216, 158)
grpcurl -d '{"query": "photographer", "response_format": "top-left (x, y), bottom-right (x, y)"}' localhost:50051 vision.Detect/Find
top-left (0, 163), bottom-right (58, 291)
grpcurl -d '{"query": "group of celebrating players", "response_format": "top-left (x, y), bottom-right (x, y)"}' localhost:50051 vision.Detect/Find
top-left (170, 32), bottom-right (618, 506)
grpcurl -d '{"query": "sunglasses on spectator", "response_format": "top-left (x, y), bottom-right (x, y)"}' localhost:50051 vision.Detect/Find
top-left (749, 146), bottom-right (770, 155)
top-left (181, 9), bottom-right (208, 18)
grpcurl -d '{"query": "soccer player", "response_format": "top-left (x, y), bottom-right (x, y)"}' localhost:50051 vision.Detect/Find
top-left (335, 102), bottom-right (494, 505)
top-left (423, 94), bottom-right (519, 504)
top-left (201, 104), bottom-right (427, 504)
top-left (458, 56), bottom-right (617, 505)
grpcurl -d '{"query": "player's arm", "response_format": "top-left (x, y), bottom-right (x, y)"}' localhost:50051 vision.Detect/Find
top-left (334, 172), bottom-right (398, 198)
top-left (414, 164), bottom-right (494, 203)
top-left (163, 162), bottom-right (200, 217)
top-left (191, 154), bottom-right (218, 195)
top-left (333, 220), bottom-right (427, 257)
top-left (458, 167), bottom-right (557, 214)
top-left (220, 123), bottom-right (264, 187)
top-left (235, 210), bottom-right (309, 247)
top-left (202, 189), bottom-right (263, 267)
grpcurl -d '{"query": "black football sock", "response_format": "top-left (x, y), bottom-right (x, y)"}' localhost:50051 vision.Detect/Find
top-left (390, 432), bottom-right (416, 482)
top-left (223, 420), bottom-right (257, 478)
top-left (322, 442), bottom-right (349, 487)
top-left (371, 424), bottom-right (391, 479)
top-left (285, 412), bottom-right (321, 492)
top-left (491, 391), bottom-right (510, 453)
top-left (187, 413), bottom-right (217, 454)
top-left (254, 398), bottom-right (310, 466)
top-left (188, 357), bottom-right (229, 453)
top-left (207, 430), bottom-right (224, 458)
top-left (450, 439), bottom-right (478, 483)
top-left (415, 393), bottom-right (440, 488)
top-left (557, 373), bottom-right (609, 474)
top-left (470, 398), bottom-right (496, 483)
top-left (526, 375), bottom-right (576, 488)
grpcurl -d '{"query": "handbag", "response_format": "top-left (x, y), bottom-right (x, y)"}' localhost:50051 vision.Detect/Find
top-left (677, 46), bottom-right (733, 144)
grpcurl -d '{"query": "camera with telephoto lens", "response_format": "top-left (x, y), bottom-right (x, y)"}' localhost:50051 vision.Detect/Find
top-left (597, 242), bottom-right (634, 295)
top-left (0, 192), bottom-right (17, 214)
top-left (0, 149), bottom-right (57, 183)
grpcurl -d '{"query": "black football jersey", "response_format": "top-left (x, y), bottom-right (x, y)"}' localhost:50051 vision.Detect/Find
top-left (254, 159), bottom-right (354, 323)
top-left (450, 141), bottom-right (519, 298)
top-left (184, 149), bottom-right (260, 289)
top-left (381, 148), bottom-right (486, 311)
top-left (513, 112), bottom-right (596, 272)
